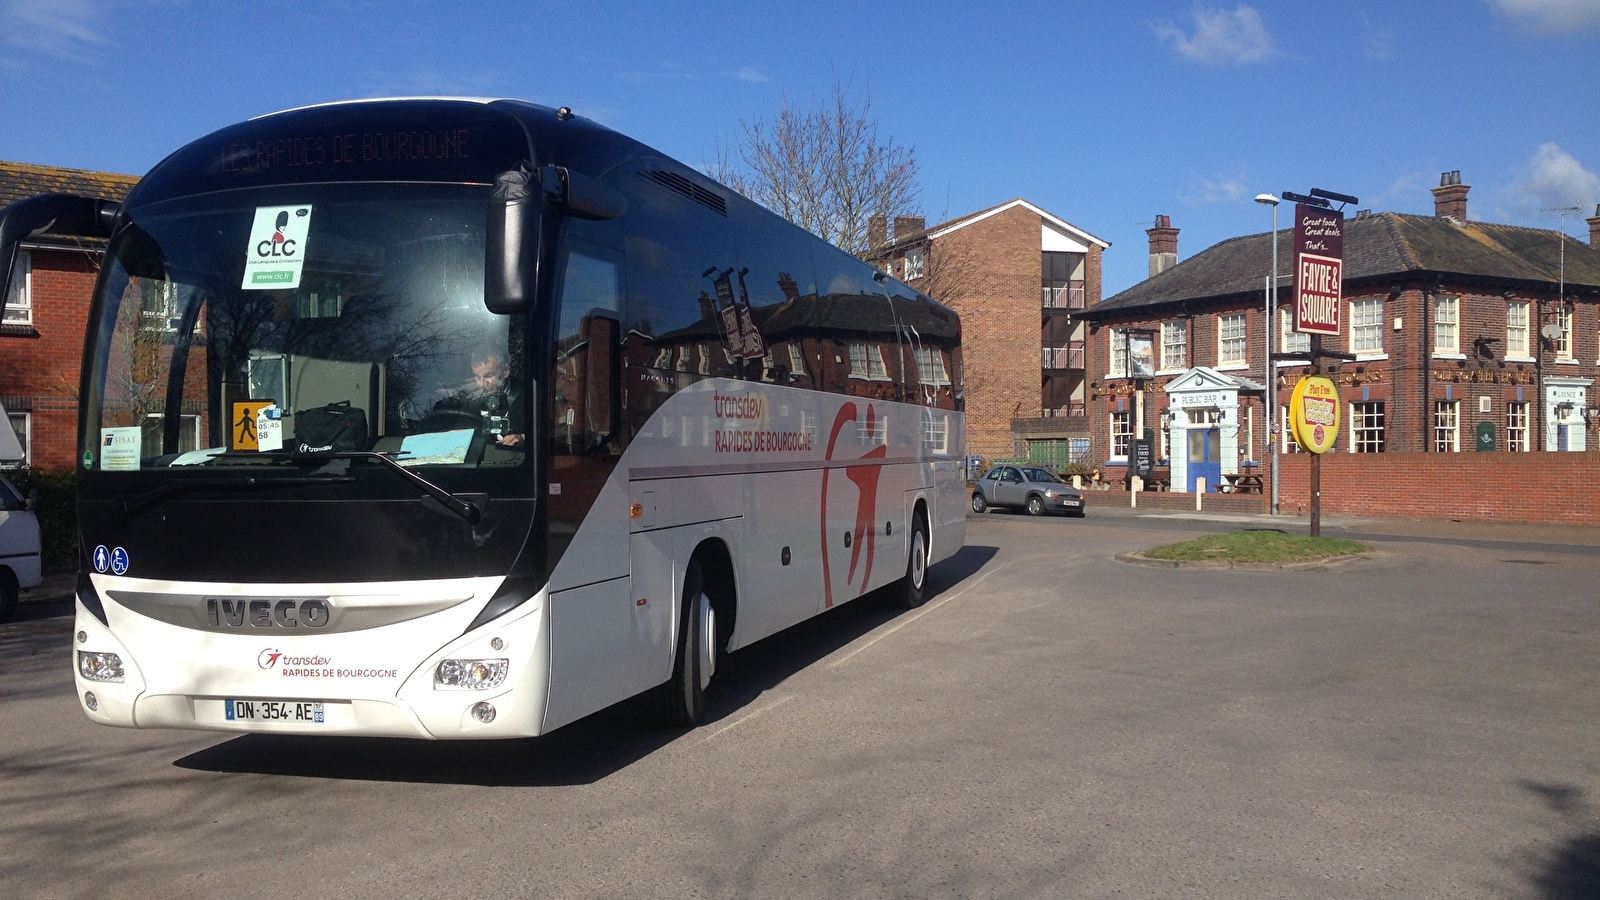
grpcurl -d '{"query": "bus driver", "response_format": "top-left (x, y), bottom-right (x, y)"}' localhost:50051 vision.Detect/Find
top-left (468, 345), bottom-right (525, 447)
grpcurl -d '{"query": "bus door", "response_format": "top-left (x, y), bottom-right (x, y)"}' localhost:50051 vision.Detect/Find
top-left (543, 243), bottom-right (634, 728)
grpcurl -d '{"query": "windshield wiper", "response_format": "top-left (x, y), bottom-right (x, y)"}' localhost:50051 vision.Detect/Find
top-left (125, 450), bottom-right (484, 523)
top-left (287, 450), bottom-right (484, 524)
top-left (120, 474), bottom-right (357, 516)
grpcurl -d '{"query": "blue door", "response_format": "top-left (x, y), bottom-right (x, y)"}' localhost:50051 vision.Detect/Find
top-left (1187, 428), bottom-right (1221, 493)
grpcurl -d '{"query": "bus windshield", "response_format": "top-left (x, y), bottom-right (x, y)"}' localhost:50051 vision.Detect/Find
top-left (83, 183), bottom-right (529, 475)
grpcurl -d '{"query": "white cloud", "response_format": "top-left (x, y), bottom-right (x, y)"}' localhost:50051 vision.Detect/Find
top-left (1154, 5), bottom-right (1276, 66)
top-left (1181, 170), bottom-right (1253, 205)
top-left (1488, 0), bottom-right (1600, 33)
top-left (1509, 143), bottom-right (1600, 217)
top-left (0, 0), bottom-right (106, 60)
top-left (734, 67), bottom-right (769, 84)
top-left (1360, 13), bottom-right (1396, 60)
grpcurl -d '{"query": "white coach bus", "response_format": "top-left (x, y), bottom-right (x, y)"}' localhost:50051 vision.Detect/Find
top-left (0, 98), bottom-right (965, 737)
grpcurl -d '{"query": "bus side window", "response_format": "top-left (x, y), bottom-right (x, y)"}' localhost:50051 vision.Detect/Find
top-left (552, 245), bottom-right (622, 458)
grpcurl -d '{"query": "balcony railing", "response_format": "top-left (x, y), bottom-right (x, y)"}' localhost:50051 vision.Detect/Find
top-left (1042, 281), bottom-right (1086, 309)
top-left (1040, 403), bottom-right (1086, 418)
top-left (1041, 342), bottom-right (1085, 370)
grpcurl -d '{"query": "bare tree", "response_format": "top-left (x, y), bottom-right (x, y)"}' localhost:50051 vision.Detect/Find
top-left (713, 80), bottom-right (920, 259)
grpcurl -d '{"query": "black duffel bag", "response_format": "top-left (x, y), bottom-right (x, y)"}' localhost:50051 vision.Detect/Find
top-left (293, 401), bottom-right (368, 452)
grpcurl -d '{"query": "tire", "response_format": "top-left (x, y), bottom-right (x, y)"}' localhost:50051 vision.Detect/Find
top-left (1026, 495), bottom-right (1046, 516)
top-left (655, 559), bottom-right (714, 727)
top-left (0, 571), bottom-right (16, 623)
top-left (887, 514), bottom-right (930, 610)
top-left (970, 492), bottom-right (987, 514)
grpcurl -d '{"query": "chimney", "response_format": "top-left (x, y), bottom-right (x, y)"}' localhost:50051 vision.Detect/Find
top-left (868, 214), bottom-right (888, 248)
top-left (697, 291), bottom-right (717, 320)
top-left (776, 271), bottom-right (800, 302)
top-left (1146, 214), bottom-right (1178, 277)
top-left (893, 215), bottom-right (925, 241)
top-left (1588, 204), bottom-right (1600, 249)
top-left (1432, 170), bottom-right (1469, 222)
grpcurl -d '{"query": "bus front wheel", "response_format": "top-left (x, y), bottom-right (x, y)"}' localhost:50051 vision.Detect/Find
top-left (887, 514), bottom-right (929, 610)
top-left (655, 558), bottom-right (713, 727)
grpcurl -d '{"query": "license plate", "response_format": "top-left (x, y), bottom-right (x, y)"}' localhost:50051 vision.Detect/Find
top-left (225, 699), bottom-right (324, 723)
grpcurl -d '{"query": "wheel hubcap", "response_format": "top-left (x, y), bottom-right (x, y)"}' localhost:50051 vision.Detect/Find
top-left (911, 531), bottom-right (926, 589)
top-left (697, 593), bottom-right (716, 690)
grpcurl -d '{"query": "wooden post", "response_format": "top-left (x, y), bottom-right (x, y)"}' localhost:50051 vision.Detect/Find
top-left (1310, 451), bottom-right (1321, 537)
top-left (1309, 334), bottom-right (1322, 537)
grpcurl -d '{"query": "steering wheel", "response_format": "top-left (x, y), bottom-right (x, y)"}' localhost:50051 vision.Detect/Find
top-left (416, 407), bottom-right (483, 434)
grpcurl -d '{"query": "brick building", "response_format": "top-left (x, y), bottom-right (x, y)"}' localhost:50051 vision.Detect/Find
top-left (1081, 173), bottom-right (1600, 492)
top-left (866, 199), bottom-right (1110, 463)
top-left (2, 161), bottom-right (140, 469)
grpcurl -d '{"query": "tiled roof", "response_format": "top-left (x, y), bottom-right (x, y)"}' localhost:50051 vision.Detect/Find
top-left (0, 160), bottom-right (140, 209)
top-left (1091, 212), bottom-right (1600, 318)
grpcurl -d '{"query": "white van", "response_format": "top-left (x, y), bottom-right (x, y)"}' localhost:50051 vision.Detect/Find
top-left (0, 473), bottom-right (42, 621)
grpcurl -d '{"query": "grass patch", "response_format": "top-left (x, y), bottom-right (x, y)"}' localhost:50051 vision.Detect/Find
top-left (1144, 530), bottom-right (1365, 564)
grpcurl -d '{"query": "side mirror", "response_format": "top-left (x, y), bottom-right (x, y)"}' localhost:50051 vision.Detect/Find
top-left (552, 168), bottom-right (626, 221)
top-left (1, 193), bottom-right (119, 303)
top-left (484, 166), bottom-right (544, 315)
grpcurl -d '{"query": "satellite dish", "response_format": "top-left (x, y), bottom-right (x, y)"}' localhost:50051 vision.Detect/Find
top-left (1541, 323), bottom-right (1564, 341)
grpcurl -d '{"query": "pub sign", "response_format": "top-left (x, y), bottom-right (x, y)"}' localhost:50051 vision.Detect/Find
top-left (1293, 204), bottom-right (1344, 336)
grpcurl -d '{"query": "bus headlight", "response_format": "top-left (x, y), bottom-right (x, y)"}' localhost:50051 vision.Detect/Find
top-left (78, 651), bottom-right (125, 682)
top-left (434, 658), bottom-right (508, 690)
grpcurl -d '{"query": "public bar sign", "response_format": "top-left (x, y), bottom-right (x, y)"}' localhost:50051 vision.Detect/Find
top-left (1293, 204), bottom-right (1344, 335)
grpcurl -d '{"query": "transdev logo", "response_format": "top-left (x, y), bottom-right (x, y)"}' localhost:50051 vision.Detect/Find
top-left (258, 648), bottom-right (282, 669)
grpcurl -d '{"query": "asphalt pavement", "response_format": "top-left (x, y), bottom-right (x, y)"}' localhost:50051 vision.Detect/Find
top-left (4, 512), bottom-right (1599, 899)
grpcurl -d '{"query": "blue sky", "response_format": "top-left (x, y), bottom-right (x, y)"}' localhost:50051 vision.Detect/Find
top-left (2, 0), bottom-right (1597, 295)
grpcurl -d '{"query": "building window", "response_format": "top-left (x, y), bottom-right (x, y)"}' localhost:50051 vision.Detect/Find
top-left (857, 414), bottom-right (887, 446)
top-left (1352, 401), bottom-right (1385, 452)
top-left (1278, 309), bottom-right (1310, 356)
top-left (922, 412), bottom-right (948, 453)
top-left (1218, 313), bottom-right (1247, 366)
top-left (1111, 331), bottom-right (1127, 378)
top-left (904, 248), bottom-right (925, 280)
top-left (1555, 305), bottom-right (1573, 359)
top-left (1161, 320), bottom-right (1187, 371)
top-left (1279, 406), bottom-right (1301, 453)
top-left (848, 341), bottom-right (888, 380)
top-left (1110, 411), bottom-right (1132, 459)
top-left (1434, 296), bottom-right (1458, 354)
top-left (788, 343), bottom-right (806, 374)
top-left (1507, 401), bottom-right (1529, 451)
top-left (914, 346), bottom-right (949, 385)
top-left (2, 250), bottom-right (30, 325)
top-left (1434, 400), bottom-right (1459, 452)
top-left (1351, 298), bottom-right (1383, 355)
top-left (1506, 300), bottom-right (1529, 357)
top-left (4, 412), bottom-right (29, 467)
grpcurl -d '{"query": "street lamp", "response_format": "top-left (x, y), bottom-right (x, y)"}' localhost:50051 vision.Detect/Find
top-left (1253, 193), bottom-right (1281, 515)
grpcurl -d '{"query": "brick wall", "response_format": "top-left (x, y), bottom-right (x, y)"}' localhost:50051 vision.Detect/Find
top-left (1, 247), bottom-right (97, 469)
top-left (1279, 451), bottom-right (1599, 525)
top-left (937, 205), bottom-right (1043, 459)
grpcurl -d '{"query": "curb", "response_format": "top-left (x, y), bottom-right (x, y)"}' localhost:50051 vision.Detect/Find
top-left (1115, 551), bottom-right (1373, 571)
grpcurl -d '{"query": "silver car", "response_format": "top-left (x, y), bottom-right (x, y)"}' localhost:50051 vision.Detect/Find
top-left (970, 465), bottom-right (1086, 517)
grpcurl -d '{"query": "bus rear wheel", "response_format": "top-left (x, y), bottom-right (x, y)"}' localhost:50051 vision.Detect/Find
top-left (887, 514), bottom-right (929, 610)
top-left (655, 558), bottom-right (714, 727)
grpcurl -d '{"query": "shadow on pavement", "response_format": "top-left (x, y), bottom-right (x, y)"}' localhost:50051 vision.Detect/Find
top-left (1515, 780), bottom-right (1600, 899)
top-left (173, 544), bottom-right (1001, 787)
